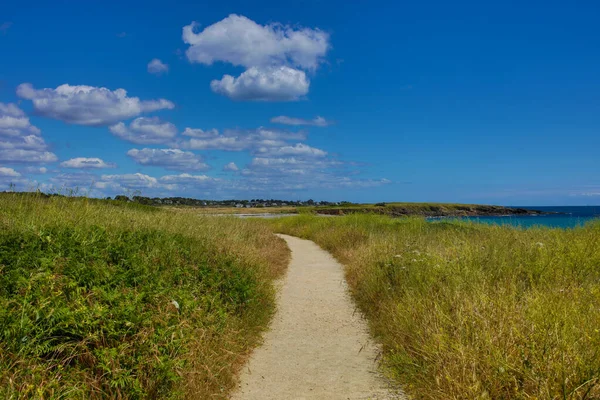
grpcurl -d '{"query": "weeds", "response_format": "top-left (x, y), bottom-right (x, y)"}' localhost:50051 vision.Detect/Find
top-left (270, 214), bottom-right (600, 399)
top-left (0, 193), bottom-right (289, 399)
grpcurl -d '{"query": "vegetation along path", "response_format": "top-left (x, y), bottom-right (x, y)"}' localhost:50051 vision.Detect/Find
top-left (232, 234), bottom-right (403, 400)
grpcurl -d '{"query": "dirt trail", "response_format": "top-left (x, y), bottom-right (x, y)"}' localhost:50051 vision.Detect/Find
top-left (232, 234), bottom-right (403, 400)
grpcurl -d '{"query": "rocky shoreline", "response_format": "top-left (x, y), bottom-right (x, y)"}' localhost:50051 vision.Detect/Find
top-left (313, 204), bottom-right (550, 217)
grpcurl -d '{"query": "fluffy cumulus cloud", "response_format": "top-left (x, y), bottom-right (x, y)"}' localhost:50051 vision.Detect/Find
top-left (0, 103), bottom-right (41, 136)
top-left (223, 162), bottom-right (239, 171)
top-left (127, 148), bottom-right (210, 171)
top-left (181, 127), bottom-right (306, 152)
top-left (60, 157), bottom-right (116, 169)
top-left (0, 167), bottom-right (20, 177)
top-left (210, 66), bottom-right (309, 101)
top-left (0, 102), bottom-right (57, 164)
top-left (147, 58), bottom-right (169, 75)
top-left (182, 14), bottom-right (330, 101)
top-left (183, 14), bottom-right (329, 69)
top-left (271, 115), bottom-right (331, 127)
top-left (110, 117), bottom-right (178, 144)
top-left (16, 83), bottom-right (174, 126)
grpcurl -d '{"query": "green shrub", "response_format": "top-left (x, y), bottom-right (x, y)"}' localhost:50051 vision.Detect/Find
top-left (0, 193), bottom-right (288, 399)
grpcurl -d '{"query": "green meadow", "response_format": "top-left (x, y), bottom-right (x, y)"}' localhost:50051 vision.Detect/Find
top-left (2, 195), bottom-right (600, 399)
top-left (270, 214), bottom-right (600, 399)
top-left (0, 193), bottom-right (288, 399)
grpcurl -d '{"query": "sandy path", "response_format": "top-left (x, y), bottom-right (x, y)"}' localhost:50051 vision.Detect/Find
top-left (232, 234), bottom-right (402, 400)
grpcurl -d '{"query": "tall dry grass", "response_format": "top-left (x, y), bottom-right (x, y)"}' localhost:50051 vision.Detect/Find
top-left (271, 214), bottom-right (600, 399)
top-left (0, 193), bottom-right (289, 399)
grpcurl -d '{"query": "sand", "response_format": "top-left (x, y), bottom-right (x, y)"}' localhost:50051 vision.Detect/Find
top-left (231, 234), bottom-right (403, 400)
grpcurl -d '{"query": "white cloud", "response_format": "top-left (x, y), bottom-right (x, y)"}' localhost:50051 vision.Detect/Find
top-left (181, 127), bottom-right (305, 152)
top-left (148, 58), bottom-right (169, 75)
top-left (98, 173), bottom-right (159, 190)
top-left (0, 167), bottom-right (20, 177)
top-left (255, 143), bottom-right (327, 158)
top-left (0, 103), bottom-right (57, 164)
top-left (127, 148), bottom-right (210, 171)
top-left (271, 115), bottom-right (331, 127)
top-left (60, 157), bottom-right (116, 169)
top-left (23, 166), bottom-right (48, 174)
top-left (17, 83), bottom-right (174, 126)
top-left (0, 149), bottom-right (57, 164)
top-left (211, 66), bottom-right (309, 101)
top-left (223, 162), bottom-right (239, 171)
top-left (159, 173), bottom-right (219, 187)
top-left (182, 127), bottom-right (219, 138)
top-left (110, 117), bottom-right (177, 144)
top-left (0, 103), bottom-right (41, 136)
top-left (49, 172), bottom-right (99, 190)
top-left (183, 14), bottom-right (329, 70)
top-left (183, 14), bottom-right (329, 102)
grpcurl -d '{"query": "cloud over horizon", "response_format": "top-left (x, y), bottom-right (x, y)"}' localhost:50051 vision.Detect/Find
top-left (127, 148), bottom-right (210, 171)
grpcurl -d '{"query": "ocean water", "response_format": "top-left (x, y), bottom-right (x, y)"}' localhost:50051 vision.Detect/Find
top-left (449, 206), bottom-right (600, 229)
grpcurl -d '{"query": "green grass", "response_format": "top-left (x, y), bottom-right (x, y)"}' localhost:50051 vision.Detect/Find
top-left (0, 193), bottom-right (289, 399)
top-left (270, 214), bottom-right (600, 399)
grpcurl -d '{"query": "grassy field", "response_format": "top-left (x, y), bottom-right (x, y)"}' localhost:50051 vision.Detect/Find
top-left (270, 214), bottom-right (600, 399)
top-left (0, 193), bottom-right (289, 399)
top-left (165, 202), bottom-right (536, 218)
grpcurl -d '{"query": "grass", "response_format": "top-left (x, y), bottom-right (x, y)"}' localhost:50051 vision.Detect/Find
top-left (169, 206), bottom-right (298, 215)
top-left (270, 214), bottom-right (600, 399)
top-left (0, 193), bottom-right (289, 399)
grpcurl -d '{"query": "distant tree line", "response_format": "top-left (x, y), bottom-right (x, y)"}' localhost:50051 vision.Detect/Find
top-left (111, 195), bottom-right (353, 208)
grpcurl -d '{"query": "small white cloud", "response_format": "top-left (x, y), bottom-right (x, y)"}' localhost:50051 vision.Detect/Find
top-left (99, 173), bottom-right (159, 190)
top-left (256, 143), bottom-right (327, 158)
top-left (182, 127), bottom-right (219, 138)
top-left (159, 173), bottom-right (219, 186)
top-left (182, 14), bottom-right (329, 70)
top-left (0, 103), bottom-right (57, 164)
top-left (211, 66), bottom-right (309, 101)
top-left (127, 148), bottom-right (210, 171)
top-left (0, 167), bottom-right (21, 177)
top-left (60, 157), bottom-right (116, 169)
top-left (24, 166), bottom-right (48, 174)
top-left (17, 83), bottom-right (174, 126)
top-left (0, 149), bottom-right (58, 164)
top-left (271, 115), bottom-right (331, 127)
top-left (223, 162), bottom-right (239, 171)
top-left (0, 102), bottom-right (41, 136)
top-left (147, 58), bottom-right (169, 75)
top-left (110, 117), bottom-right (177, 144)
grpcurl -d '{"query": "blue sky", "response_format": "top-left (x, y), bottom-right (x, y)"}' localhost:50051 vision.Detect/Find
top-left (1, 0), bottom-right (599, 205)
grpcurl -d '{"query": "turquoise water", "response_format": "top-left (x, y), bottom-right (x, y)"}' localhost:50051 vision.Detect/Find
top-left (434, 206), bottom-right (600, 229)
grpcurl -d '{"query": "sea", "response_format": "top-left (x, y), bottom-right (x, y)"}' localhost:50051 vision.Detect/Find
top-left (441, 206), bottom-right (600, 229)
